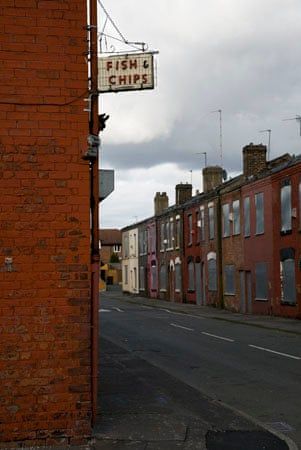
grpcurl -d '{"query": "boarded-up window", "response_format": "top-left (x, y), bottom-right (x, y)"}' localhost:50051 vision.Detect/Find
top-left (222, 203), bottom-right (230, 237)
top-left (233, 200), bottom-right (240, 235)
top-left (281, 182), bottom-right (292, 232)
top-left (188, 214), bottom-right (193, 245)
top-left (255, 192), bottom-right (264, 234)
top-left (139, 266), bottom-right (145, 290)
top-left (200, 208), bottom-right (205, 241)
top-left (151, 262), bottom-right (157, 290)
top-left (244, 197), bottom-right (250, 237)
top-left (209, 205), bottom-right (215, 239)
top-left (175, 219), bottom-right (181, 248)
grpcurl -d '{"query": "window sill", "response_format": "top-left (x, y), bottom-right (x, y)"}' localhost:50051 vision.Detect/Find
top-left (255, 232), bottom-right (264, 236)
top-left (160, 289), bottom-right (167, 292)
top-left (280, 229), bottom-right (292, 236)
top-left (244, 234), bottom-right (250, 238)
top-left (280, 301), bottom-right (297, 307)
top-left (255, 298), bottom-right (268, 302)
top-left (187, 289), bottom-right (195, 293)
top-left (224, 292), bottom-right (235, 296)
top-left (175, 289), bottom-right (181, 293)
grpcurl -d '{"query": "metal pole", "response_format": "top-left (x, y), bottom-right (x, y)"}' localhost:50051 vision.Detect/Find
top-left (89, 0), bottom-right (100, 427)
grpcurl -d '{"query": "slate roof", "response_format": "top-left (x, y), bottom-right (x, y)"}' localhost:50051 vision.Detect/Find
top-left (99, 229), bottom-right (122, 245)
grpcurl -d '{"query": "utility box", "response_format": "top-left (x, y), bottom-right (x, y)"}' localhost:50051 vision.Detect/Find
top-left (99, 169), bottom-right (115, 202)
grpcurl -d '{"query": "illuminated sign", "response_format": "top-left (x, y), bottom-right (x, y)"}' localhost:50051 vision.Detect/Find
top-left (98, 52), bottom-right (154, 93)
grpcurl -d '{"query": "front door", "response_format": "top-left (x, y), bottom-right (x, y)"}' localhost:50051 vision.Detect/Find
top-left (195, 263), bottom-right (202, 305)
top-left (169, 268), bottom-right (174, 302)
top-left (246, 271), bottom-right (252, 313)
top-left (240, 271), bottom-right (246, 313)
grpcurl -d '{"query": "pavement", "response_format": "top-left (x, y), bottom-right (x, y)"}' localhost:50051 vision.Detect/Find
top-left (110, 291), bottom-right (301, 337)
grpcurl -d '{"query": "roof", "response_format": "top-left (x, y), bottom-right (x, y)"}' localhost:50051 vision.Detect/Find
top-left (99, 229), bottom-right (122, 245)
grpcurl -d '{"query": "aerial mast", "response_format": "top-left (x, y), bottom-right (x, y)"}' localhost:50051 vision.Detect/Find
top-left (211, 109), bottom-right (223, 166)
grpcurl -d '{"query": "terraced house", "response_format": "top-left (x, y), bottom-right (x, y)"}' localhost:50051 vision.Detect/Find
top-left (122, 143), bottom-right (301, 319)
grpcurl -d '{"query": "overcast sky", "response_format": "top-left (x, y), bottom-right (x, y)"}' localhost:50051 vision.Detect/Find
top-left (99, 0), bottom-right (301, 229)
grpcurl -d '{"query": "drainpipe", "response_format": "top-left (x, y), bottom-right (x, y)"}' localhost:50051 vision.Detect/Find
top-left (89, 0), bottom-right (99, 426)
top-left (216, 194), bottom-right (224, 309)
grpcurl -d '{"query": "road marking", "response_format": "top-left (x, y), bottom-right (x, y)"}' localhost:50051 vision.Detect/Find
top-left (99, 308), bottom-right (111, 313)
top-left (248, 344), bottom-right (301, 360)
top-left (161, 308), bottom-right (171, 313)
top-left (170, 323), bottom-right (194, 331)
top-left (140, 305), bottom-right (154, 309)
top-left (113, 307), bottom-right (124, 313)
top-left (201, 332), bottom-right (234, 342)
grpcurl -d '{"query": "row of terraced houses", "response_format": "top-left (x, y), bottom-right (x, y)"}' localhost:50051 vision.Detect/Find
top-left (122, 143), bottom-right (301, 319)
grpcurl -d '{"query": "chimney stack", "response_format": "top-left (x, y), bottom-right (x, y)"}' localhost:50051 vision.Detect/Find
top-left (154, 192), bottom-right (169, 215)
top-left (243, 143), bottom-right (267, 177)
top-left (202, 166), bottom-right (223, 193)
top-left (175, 183), bottom-right (192, 205)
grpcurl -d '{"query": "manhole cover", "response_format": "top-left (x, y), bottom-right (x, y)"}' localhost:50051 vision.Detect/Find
top-left (206, 430), bottom-right (289, 450)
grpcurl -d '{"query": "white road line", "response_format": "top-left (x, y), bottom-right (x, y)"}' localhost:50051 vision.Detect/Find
top-left (99, 308), bottom-right (111, 313)
top-left (161, 308), bottom-right (171, 313)
top-left (113, 307), bottom-right (124, 313)
top-left (201, 332), bottom-right (234, 342)
top-left (140, 305), bottom-right (154, 309)
top-left (170, 323), bottom-right (194, 331)
top-left (248, 344), bottom-right (301, 360)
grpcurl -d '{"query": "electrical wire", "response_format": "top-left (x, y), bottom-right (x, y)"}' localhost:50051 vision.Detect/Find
top-left (0, 90), bottom-right (89, 107)
top-left (97, 0), bottom-right (127, 43)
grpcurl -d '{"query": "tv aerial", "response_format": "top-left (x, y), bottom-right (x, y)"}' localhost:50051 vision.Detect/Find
top-left (283, 115), bottom-right (301, 136)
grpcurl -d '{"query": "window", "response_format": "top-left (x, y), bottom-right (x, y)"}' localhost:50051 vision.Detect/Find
top-left (124, 235), bottom-right (129, 258)
top-left (255, 192), bottom-right (264, 234)
top-left (124, 265), bottom-right (128, 284)
top-left (222, 203), bottom-right (230, 237)
top-left (160, 264), bottom-right (167, 291)
top-left (139, 266), bottom-right (145, 290)
top-left (281, 181), bottom-right (292, 232)
top-left (208, 258), bottom-right (217, 291)
top-left (188, 261), bottom-right (195, 291)
top-left (175, 218), bottom-right (181, 248)
top-left (175, 263), bottom-right (181, 291)
top-left (280, 259), bottom-right (296, 304)
top-left (170, 220), bottom-right (174, 249)
top-left (233, 200), bottom-right (240, 235)
top-left (166, 221), bottom-right (170, 248)
top-left (200, 207), bottom-right (205, 241)
top-left (196, 211), bottom-right (200, 243)
top-left (151, 261), bottom-right (157, 290)
top-left (224, 265), bottom-right (235, 295)
top-left (244, 197), bottom-right (250, 237)
top-left (160, 222), bottom-right (165, 250)
top-left (188, 214), bottom-right (193, 245)
top-left (208, 205), bottom-right (215, 239)
top-left (255, 262), bottom-right (268, 300)
top-left (113, 244), bottom-right (121, 253)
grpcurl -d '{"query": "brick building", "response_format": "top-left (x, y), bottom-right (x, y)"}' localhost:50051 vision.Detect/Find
top-left (0, 1), bottom-right (94, 446)
top-left (121, 144), bottom-right (301, 319)
top-left (99, 228), bottom-right (122, 265)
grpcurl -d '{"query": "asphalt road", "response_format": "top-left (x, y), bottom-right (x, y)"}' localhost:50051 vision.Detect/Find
top-left (100, 292), bottom-right (301, 447)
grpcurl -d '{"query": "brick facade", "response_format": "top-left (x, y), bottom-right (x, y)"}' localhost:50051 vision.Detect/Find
top-left (0, 1), bottom-right (92, 446)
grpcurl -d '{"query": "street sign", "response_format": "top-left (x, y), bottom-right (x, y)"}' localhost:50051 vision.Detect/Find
top-left (98, 52), bottom-right (154, 93)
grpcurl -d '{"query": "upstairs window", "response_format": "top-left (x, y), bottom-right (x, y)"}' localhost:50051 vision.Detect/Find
top-left (281, 180), bottom-right (292, 233)
top-left (222, 203), bottom-right (230, 237)
top-left (233, 200), bottom-right (240, 235)
top-left (188, 214), bottom-right (193, 245)
top-left (160, 222), bottom-right (165, 250)
top-left (243, 197), bottom-right (250, 237)
top-left (170, 220), bottom-right (174, 249)
top-left (175, 218), bottom-right (181, 248)
top-left (208, 204), bottom-right (215, 240)
top-left (255, 192), bottom-right (264, 234)
top-left (299, 180), bottom-right (301, 228)
top-left (113, 244), bottom-right (121, 253)
top-left (124, 235), bottom-right (129, 258)
top-left (196, 211), bottom-right (200, 243)
top-left (166, 221), bottom-right (170, 248)
top-left (200, 207), bottom-right (205, 241)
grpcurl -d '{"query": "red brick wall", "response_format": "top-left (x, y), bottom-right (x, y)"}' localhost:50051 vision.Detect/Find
top-left (0, 1), bottom-right (91, 446)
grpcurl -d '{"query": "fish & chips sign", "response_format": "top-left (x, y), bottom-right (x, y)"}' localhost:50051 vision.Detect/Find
top-left (98, 52), bottom-right (155, 93)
